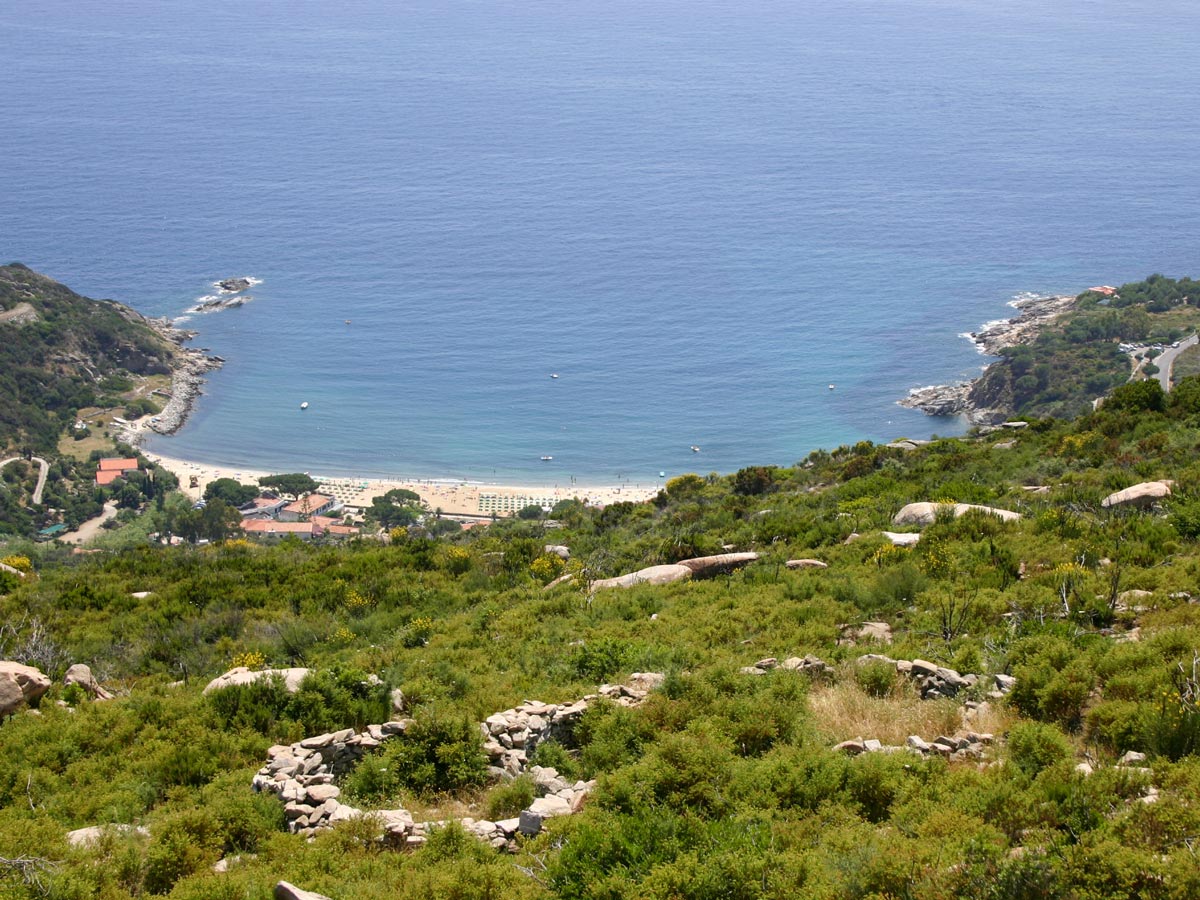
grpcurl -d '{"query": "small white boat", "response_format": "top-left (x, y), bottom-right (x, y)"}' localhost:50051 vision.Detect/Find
top-left (550, 373), bottom-right (559, 379)
top-left (828, 384), bottom-right (835, 390)
top-left (540, 455), bottom-right (553, 461)
top-left (659, 471), bottom-right (666, 478)
top-left (300, 402), bottom-right (309, 410)
top-left (690, 445), bottom-right (701, 452)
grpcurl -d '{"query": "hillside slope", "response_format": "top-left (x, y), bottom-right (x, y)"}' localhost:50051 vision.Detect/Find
top-left (0, 264), bottom-right (177, 452)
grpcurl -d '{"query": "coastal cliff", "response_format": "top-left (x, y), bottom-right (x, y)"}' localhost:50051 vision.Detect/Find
top-left (900, 293), bottom-right (1078, 424)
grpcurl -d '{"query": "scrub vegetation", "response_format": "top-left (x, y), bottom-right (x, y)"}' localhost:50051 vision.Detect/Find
top-left (2, 375), bottom-right (1200, 899)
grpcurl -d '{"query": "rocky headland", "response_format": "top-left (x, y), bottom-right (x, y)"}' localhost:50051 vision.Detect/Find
top-left (139, 318), bottom-right (224, 437)
top-left (900, 292), bottom-right (1077, 424)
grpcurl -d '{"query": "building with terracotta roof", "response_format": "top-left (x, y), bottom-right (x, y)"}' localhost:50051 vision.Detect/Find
top-left (242, 520), bottom-right (317, 542)
top-left (279, 493), bottom-right (337, 521)
top-left (95, 457), bottom-right (139, 486)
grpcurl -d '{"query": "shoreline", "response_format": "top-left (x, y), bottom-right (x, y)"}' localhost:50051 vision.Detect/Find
top-left (898, 292), bottom-right (1077, 423)
top-left (139, 448), bottom-right (659, 516)
top-left (116, 294), bottom-right (659, 516)
top-left (142, 317), bottom-right (224, 436)
top-left (118, 284), bottom-right (1077, 507)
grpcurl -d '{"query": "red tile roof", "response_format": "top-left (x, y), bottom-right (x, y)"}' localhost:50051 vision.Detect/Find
top-left (283, 493), bottom-right (335, 515)
top-left (98, 457), bottom-right (139, 471)
top-left (242, 520), bottom-right (314, 534)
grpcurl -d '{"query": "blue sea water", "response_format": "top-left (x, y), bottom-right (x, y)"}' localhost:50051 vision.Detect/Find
top-left (4, 0), bottom-right (1200, 483)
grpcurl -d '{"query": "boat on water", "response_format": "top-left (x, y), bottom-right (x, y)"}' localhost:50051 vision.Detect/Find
top-left (300, 402), bottom-right (309, 410)
top-left (690, 445), bottom-right (701, 452)
top-left (540, 455), bottom-right (553, 461)
top-left (550, 373), bottom-right (559, 379)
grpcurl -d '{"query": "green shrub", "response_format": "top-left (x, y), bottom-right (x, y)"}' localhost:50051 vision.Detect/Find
top-left (1007, 722), bottom-right (1072, 776)
top-left (854, 660), bottom-right (897, 698)
top-left (484, 776), bottom-right (535, 820)
top-left (344, 711), bottom-right (487, 803)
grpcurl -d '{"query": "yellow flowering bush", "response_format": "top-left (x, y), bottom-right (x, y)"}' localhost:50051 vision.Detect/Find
top-left (230, 650), bottom-right (266, 670)
top-left (0, 555), bottom-right (32, 573)
top-left (530, 553), bottom-right (565, 583)
top-left (344, 588), bottom-right (373, 613)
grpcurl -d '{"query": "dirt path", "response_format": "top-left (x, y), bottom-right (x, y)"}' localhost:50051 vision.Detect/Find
top-left (59, 502), bottom-right (119, 545)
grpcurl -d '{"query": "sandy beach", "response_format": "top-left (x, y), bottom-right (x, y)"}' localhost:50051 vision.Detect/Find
top-left (140, 448), bottom-right (660, 517)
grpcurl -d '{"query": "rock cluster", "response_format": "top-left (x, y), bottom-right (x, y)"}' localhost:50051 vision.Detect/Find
top-left (275, 882), bottom-right (331, 900)
top-left (253, 722), bottom-right (410, 835)
top-left (1101, 480), bottom-right (1173, 509)
top-left (251, 674), bottom-right (665, 847)
top-left (839, 622), bottom-right (893, 645)
top-left (0, 661), bottom-right (51, 716)
top-left (834, 730), bottom-right (995, 762)
top-left (204, 666), bottom-right (311, 694)
top-left (64, 663), bottom-right (114, 701)
top-left (856, 654), bottom-right (1016, 701)
top-left (588, 553), bottom-right (759, 591)
top-left (739, 656), bottom-right (829, 677)
top-left (892, 502), bottom-right (1021, 527)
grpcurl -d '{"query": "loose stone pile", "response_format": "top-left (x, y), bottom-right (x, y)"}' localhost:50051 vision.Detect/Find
top-left (738, 656), bottom-right (830, 677)
top-left (856, 654), bottom-right (1016, 701)
top-left (250, 673), bottom-right (666, 848)
top-left (834, 730), bottom-right (995, 762)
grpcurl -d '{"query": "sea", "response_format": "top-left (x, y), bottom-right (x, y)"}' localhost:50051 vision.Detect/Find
top-left (5, 0), bottom-right (1200, 484)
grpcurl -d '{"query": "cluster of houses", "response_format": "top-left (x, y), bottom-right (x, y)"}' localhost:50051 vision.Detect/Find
top-left (238, 492), bottom-right (362, 542)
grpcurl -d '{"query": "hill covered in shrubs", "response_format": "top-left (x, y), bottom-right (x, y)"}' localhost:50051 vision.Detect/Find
top-left (0, 374), bottom-right (1199, 898)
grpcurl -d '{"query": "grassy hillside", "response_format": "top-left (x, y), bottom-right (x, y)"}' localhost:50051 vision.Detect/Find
top-left (1, 377), bottom-right (1199, 899)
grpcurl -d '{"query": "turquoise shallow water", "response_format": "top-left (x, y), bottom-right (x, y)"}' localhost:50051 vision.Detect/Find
top-left (4, 0), bottom-right (1200, 482)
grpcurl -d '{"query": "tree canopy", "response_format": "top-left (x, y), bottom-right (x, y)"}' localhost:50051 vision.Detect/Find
top-left (258, 473), bottom-right (319, 496)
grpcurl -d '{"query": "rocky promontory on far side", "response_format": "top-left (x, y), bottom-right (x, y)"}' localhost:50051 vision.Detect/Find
top-left (140, 319), bottom-right (223, 437)
top-left (0, 263), bottom-right (224, 448)
top-left (900, 293), bottom-right (1078, 424)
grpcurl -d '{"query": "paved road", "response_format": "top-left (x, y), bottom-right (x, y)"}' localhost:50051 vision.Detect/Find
top-left (0, 455), bottom-right (49, 504)
top-left (1153, 334), bottom-right (1199, 392)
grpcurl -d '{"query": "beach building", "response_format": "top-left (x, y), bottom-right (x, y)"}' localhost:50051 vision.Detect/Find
top-left (476, 493), bottom-right (558, 516)
top-left (95, 457), bottom-right (139, 486)
top-left (241, 520), bottom-right (319, 542)
top-left (279, 493), bottom-right (337, 521)
top-left (240, 496), bottom-right (289, 520)
top-left (241, 518), bottom-right (360, 542)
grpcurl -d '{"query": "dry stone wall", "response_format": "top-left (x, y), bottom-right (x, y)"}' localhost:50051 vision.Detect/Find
top-left (250, 673), bottom-right (665, 848)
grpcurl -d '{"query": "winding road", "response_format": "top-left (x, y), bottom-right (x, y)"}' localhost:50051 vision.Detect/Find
top-left (1153, 334), bottom-right (1199, 392)
top-left (0, 456), bottom-right (49, 505)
